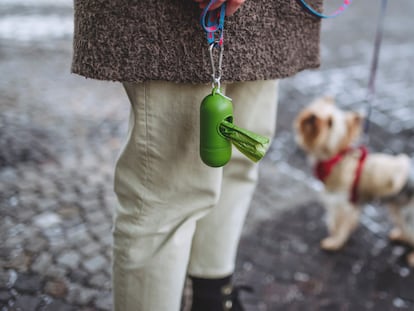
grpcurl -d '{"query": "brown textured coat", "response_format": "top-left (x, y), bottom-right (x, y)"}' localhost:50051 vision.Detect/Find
top-left (71, 0), bottom-right (322, 83)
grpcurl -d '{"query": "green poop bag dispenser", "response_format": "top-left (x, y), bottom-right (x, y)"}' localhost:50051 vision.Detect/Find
top-left (200, 87), bottom-right (233, 167)
top-left (199, 3), bottom-right (271, 168)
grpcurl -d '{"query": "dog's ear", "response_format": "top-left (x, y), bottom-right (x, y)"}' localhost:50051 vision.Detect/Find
top-left (345, 112), bottom-right (363, 143)
top-left (349, 112), bottom-right (363, 128)
top-left (299, 112), bottom-right (321, 142)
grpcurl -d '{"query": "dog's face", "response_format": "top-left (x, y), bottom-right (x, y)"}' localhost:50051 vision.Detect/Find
top-left (294, 97), bottom-right (362, 160)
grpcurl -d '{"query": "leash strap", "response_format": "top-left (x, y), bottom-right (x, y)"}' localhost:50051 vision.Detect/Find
top-left (298, 0), bottom-right (352, 19)
top-left (200, 1), bottom-right (226, 46)
top-left (363, 0), bottom-right (388, 136)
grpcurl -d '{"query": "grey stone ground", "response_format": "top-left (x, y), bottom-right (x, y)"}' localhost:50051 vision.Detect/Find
top-left (0, 1), bottom-right (413, 310)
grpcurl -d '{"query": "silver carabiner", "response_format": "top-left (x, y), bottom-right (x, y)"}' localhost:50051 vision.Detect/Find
top-left (208, 42), bottom-right (224, 89)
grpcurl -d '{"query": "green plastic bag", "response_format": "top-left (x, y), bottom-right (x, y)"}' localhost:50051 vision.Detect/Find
top-left (219, 120), bottom-right (270, 163)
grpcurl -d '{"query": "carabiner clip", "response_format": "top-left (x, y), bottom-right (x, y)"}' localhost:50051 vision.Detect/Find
top-left (209, 42), bottom-right (224, 89)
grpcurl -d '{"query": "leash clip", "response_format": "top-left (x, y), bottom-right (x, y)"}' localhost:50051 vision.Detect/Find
top-left (209, 42), bottom-right (224, 89)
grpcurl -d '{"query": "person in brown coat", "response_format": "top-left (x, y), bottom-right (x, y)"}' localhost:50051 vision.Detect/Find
top-left (72, 0), bottom-right (322, 310)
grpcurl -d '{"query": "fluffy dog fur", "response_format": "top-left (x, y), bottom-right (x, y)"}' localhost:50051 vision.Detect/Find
top-left (294, 96), bottom-right (414, 265)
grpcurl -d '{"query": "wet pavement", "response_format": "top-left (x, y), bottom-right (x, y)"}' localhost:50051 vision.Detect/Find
top-left (0, 0), bottom-right (413, 310)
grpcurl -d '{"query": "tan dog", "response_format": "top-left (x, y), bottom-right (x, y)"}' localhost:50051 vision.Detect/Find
top-left (294, 96), bottom-right (414, 265)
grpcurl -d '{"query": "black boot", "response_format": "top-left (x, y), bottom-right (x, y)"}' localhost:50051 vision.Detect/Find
top-left (190, 275), bottom-right (251, 311)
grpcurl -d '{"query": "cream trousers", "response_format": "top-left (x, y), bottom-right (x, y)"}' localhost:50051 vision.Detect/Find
top-left (112, 80), bottom-right (278, 311)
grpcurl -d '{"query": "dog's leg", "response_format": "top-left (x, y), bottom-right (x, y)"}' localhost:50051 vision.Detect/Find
top-left (387, 203), bottom-right (413, 244)
top-left (388, 203), bottom-right (402, 241)
top-left (322, 192), bottom-right (344, 236)
top-left (321, 202), bottom-right (360, 251)
top-left (389, 227), bottom-right (406, 242)
top-left (406, 251), bottom-right (414, 267)
top-left (321, 194), bottom-right (345, 250)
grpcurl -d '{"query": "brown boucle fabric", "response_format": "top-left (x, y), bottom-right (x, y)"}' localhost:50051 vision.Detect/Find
top-left (71, 0), bottom-right (322, 83)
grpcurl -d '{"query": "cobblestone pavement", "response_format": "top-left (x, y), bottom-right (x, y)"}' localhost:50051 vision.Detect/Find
top-left (0, 1), bottom-right (413, 310)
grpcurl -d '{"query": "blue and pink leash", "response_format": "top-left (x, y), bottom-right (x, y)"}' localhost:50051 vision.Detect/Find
top-left (298, 0), bottom-right (352, 19)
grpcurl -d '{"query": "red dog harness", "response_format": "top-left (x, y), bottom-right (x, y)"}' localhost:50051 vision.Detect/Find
top-left (314, 146), bottom-right (368, 203)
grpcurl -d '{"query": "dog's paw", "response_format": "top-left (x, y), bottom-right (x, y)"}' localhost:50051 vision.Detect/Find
top-left (389, 227), bottom-right (405, 242)
top-left (406, 251), bottom-right (414, 267)
top-left (320, 237), bottom-right (343, 251)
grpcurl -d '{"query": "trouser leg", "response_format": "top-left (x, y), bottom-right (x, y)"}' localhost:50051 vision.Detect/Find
top-left (188, 80), bottom-right (279, 277)
top-left (112, 81), bottom-right (222, 311)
